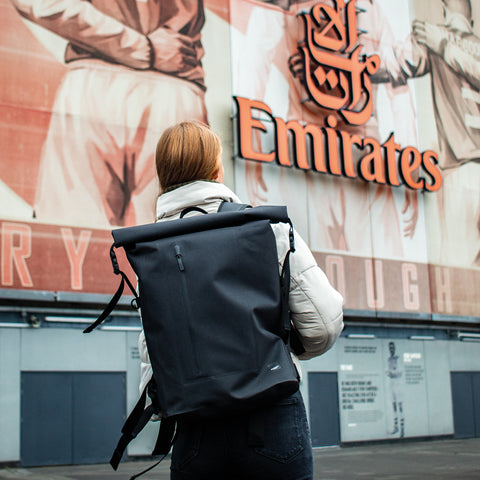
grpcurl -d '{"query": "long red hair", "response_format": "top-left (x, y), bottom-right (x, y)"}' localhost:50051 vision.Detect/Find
top-left (155, 121), bottom-right (222, 191)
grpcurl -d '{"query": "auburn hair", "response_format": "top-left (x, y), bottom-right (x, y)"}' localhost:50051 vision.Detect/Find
top-left (155, 121), bottom-right (222, 191)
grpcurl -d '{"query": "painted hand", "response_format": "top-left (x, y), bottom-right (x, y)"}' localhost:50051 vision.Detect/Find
top-left (149, 28), bottom-right (198, 74)
top-left (412, 20), bottom-right (446, 55)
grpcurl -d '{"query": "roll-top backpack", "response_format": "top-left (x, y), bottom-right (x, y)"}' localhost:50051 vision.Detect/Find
top-left (84, 202), bottom-right (303, 475)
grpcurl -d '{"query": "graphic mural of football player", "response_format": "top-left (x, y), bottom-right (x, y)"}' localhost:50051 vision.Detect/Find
top-left (232, 0), bottom-right (420, 259)
top-left (386, 341), bottom-right (405, 437)
top-left (11, 0), bottom-right (208, 228)
top-left (374, 0), bottom-right (480, 266)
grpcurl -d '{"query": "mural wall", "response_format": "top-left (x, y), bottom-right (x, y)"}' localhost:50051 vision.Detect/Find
top-left (230, 0), bottom-right (480, 319)
top-left (0, 0), bottom-right (230, 294)
top-left (0, 0), bottom-right (479, 320)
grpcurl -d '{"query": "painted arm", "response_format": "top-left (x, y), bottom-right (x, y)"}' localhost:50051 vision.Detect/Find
top-left (11, 0), bottom-right (152, 69)
top-left (414, 20), bottom-right (480, 90)
top-left (372, 33), bottom-right (430, 86)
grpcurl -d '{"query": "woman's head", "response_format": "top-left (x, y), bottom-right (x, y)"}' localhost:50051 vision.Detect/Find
top-left (155, 121), bottom-right (223, 191)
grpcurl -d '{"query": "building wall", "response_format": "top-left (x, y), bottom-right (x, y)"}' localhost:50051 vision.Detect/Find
top-left (0, 328), bottom-right (20, 462)
top-left (0, 1), bottom-right (478, 318)
top-left (424, 340), bottom-right (454, 436)
top-left (1, 0), bottom-right (480, 465)
top-left (303, 336), bottom-right (454, 442)
top-left (0, 326), bottom-right (129, 463)
top-left (2, 323), bottom-right (480, 463)
top-left (302, 333), bottom-right (480, 445)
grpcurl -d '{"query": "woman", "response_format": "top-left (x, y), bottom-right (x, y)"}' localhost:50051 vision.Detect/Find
top-left (139, 121), bottom-right (344, 479)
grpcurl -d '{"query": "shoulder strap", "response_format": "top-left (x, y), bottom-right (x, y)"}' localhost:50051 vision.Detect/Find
top-left (110, 379), bottom-right (176, 472)
top-left (180, 206), bottom-right (208, 218)
top-left (110, 382), bottom-right (155, 470)
top-left (217, 201), bottom-right (251, 212)
top-left (83, 244), bottom-right (139, 334)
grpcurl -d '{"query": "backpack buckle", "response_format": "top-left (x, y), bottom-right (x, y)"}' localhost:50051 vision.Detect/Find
top-left (131, 297), bottom-right (139, 310)
top-left (288, 221), bottom-right (295, 252)
top-left (110, 244), bottom-right (120, 275)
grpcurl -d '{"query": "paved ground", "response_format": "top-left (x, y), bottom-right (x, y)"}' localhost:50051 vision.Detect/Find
top-left (1, 437), bottom-right (479, 480)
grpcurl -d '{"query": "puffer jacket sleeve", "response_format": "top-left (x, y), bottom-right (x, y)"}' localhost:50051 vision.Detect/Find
top-left (274, 224), bottom-right (344, 360)
top-left (138, 330), bottom-right (153, 395)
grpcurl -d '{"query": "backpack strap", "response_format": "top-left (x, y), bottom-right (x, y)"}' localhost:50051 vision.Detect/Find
top-left (217, 201), bottom-right (251, 212)
top-left (110, 382), bottom-right (156, 470)
top-left (180, 202), bottom-right (248, 218)
top-left (110, 379), bottom-right (176, 472)
top-left (83, 244), bottom-right (139, 334)
top-left (180, 206), bottom-right (208, 218)
top-left (280, 221), bottom-right (305, 355)
top-left (280, 237), bottom-right (293, 344)
top-left (152, 417), bottom-right (177, 455)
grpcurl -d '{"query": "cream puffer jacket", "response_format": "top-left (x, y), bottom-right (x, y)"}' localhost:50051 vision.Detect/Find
top-left (138, 181), bottom-right (344, 393)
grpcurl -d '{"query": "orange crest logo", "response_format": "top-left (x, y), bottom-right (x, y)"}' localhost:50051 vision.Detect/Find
top-left (299, 0), bottom-right (380, 126)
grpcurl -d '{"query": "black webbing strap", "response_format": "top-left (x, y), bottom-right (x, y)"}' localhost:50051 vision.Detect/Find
top-left (279, 220), bottom-right (295, 341)
top-left (280, 249), bottom-right (292, 342)
top-left (180, 206), bottom-right (208, 218)
top-left (110, 379), bottom-right (176, 473)
top-left (125, 417), bottom-right (176, 480)
top-left (279, 220), bottom-right (305, 355)
top-left (122, 383), bottom-right (151, 436)
top-left (217, 201), bottom-right (251, 212)
top-left (129, 455), bottom-right (167, 480)
top-left (83, 245), bottom-right (139, 334)
top-left (110, 384), bottom-right (155, 470)
top-left (289, 323), bottom-right (306, 356)
top-left (152, 416), bottom-right (177, 455)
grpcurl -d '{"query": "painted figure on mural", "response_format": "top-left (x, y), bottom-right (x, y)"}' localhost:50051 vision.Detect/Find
top-left (373, 0), bottom-right (480, 266)
top-left (386, 341), bottom-right (405, 437)
top-left (232, 0), bottom-right (420, 259)
top-left (10, 0), bottom-right (208, 228)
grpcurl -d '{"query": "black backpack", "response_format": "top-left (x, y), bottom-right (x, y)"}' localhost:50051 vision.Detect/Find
top-left (84, 202), bottom-right (303, 472)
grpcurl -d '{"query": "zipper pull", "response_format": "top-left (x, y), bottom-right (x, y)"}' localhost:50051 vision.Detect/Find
top-left (174, 245), bottom-right (185, 272)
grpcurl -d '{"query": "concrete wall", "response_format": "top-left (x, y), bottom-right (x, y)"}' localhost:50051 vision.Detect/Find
top-left (302, 335), bottom-right (480, 443)
top-left (0, 328), bottom-right (21, 462)
top-left (0, 326), bottom-right (130, 463)
top-left (2, 325), bottom-right (480, 463)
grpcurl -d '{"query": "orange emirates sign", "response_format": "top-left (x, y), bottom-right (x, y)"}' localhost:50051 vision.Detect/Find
top-left (233, 0), bottom-right (442, 192)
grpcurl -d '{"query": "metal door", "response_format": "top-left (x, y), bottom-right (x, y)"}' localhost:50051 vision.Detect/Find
top-left (21, 372), bottom-right (125, 466)
top-left (308, 372), bottom-right (341, 447)
top-left (450, 371), bottom-right (480, 439)
top-left (21, 372), bottom-right (72, 466)
top-left (473, 373), bottom-right (480, 437)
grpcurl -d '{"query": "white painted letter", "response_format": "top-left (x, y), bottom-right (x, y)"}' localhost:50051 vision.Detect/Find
top-left (365, 259), bottom-right (384, 309)
top-left (1, 223), bottom-right (33, 287)
top-left (402, 263), bottom-right (419, 310)
top-left (61, 228), bottom-right (92, 290)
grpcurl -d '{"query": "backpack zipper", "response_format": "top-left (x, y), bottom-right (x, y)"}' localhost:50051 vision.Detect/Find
top-left (173, 243), bottom-right (201, 377)
top-left (174, 245), bottom-right (185, 271)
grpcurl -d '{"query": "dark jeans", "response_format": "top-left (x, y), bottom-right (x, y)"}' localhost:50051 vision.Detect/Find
top-left (170, 390), bottom-right (313, 480)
